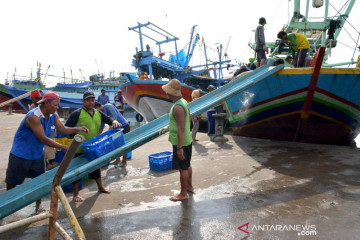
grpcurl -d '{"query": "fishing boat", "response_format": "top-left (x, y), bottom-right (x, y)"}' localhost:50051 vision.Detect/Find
top-left (225, 0), bottom-right (360, 146)
top-left (0, 65), bottom-right (90, 112)
top-left (0, 65), bottom-right (137, 112)
top-left (120, 22), bottom-right (230, 122)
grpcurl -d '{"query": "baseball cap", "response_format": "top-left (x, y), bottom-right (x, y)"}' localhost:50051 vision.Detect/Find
top-left (30, 90), bottom-right (42, 99)
top-left (37, 92), bottom-right (60, 104)
top-left (83, 91), bottom-right (95, 100)
top-left (207, 85), bottom-right (215, 90)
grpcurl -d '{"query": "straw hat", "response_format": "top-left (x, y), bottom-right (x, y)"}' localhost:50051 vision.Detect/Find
top-left (191, 89), bottom-right (200, 100)
top-left (161, 79), bottom-right (182, 97)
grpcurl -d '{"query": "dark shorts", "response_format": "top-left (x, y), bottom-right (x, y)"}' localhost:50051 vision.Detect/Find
top-left (122, 124), bottom-right (130, 134)
top-left (72, 153), bottom-right (101, 184)
top-left (172, 144), bottom-right (192, 170)
top-left (5, 153), bottom-right (45, 186)
top-left (256, 49), bottom-right (267, 62)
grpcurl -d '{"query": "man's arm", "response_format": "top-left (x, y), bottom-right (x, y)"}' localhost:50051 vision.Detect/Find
top-left (99, 110), bottom-right (121, 128)
top-left (288, 33), bottom-right (297, 47)
top-left (54, 114), bottom-right (88, 135)
top-left (174, 105), bottom-right (185, 160)
top-left (25, 116), bottom-right (68, 152)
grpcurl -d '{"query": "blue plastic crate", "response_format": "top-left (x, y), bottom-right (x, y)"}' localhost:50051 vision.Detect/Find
top-left (148, 151), bottom-right (173, 171)
top-left (54, 151), bottom-right (65, 163)
top-left (81, 129), bottom-right (125, 161)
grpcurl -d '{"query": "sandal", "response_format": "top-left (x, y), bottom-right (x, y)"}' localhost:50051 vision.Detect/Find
top-left (34, 207), bottom-right (46, 215)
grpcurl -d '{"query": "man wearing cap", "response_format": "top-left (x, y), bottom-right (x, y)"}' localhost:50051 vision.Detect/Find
top-left (65, 91), bottom-right (121, 202)
top-left (5, 92), bottom-right (89, 215)
top-left (29, 90), bottom-right (42, 110)
top-left (97, 89), bottom-right (110, 105)
top-left (161, 79), bottom-right (194, 201)
top-left (277, 31), bottom-right (310, 68)
top-left (255, 17), bottom-right (268, 68)
top-left (207, 85), bottom-right (215, 92)
top-left (95, 101), bottom-right (130, 168)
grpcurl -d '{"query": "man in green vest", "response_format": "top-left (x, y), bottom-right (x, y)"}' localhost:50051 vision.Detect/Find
top-left (162, 79), bottom-right (193, 201)
top-left (65, 91), bottom-right (121, 202)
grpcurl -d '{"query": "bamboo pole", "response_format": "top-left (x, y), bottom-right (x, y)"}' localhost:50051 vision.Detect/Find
top-left (0, 212), bottom-right (52, 234)
top-left (54, 222), bottom-right (73, 240)
top-left (48, 134), bottom-right (85, 240)
top-left (55, 186), bottom-right (86, 240)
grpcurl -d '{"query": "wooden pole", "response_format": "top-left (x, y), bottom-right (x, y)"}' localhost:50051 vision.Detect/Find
top-left (48, 134), bottom-right (85, 240)
top-left (55, 186), bottom-right (86, 240)
top-left (0, 212), bottom-right (52, 234)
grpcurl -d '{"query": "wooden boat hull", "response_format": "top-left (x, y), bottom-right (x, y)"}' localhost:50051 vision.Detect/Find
top-left (226, 68), bottom-right (360, 146)
top-left (120, 80), bottom-right (195, 122)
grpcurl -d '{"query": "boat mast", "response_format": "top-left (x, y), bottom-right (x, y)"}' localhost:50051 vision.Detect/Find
top-left (305, 0), bottom-right (310, 21)
top-left (217, 44), bottom-right (223, 87)
top-left (203, 42), bottom-right (210, 78)
top-left (321, 0), bottom-right (329, 47)
top-left (184, 26), bottom-right (200, 69)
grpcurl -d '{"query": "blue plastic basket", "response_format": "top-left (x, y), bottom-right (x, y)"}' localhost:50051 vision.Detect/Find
top-left (54, 151), bottom-right (65, 163)
top-left (81, 129), bottom-right (125, 161)
top-left (148, 151), bottom-right (173, 171)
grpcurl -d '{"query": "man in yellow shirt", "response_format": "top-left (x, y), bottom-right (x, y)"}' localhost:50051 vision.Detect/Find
top-left (277, 31), bottom-right (310, 68)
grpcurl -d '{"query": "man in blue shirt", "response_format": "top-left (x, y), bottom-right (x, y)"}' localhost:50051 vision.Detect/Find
top-left (97, 89), bottom-right (110, 105)
top-left (5, 92), bottom-right (88, 214)
top-left (95, 102), bottom-right (130, 168)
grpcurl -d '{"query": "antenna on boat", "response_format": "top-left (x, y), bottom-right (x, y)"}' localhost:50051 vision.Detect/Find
top-left (223, 36), bottom-right (231, 59)
top-left (70, 69), bottom-right (74, 84)
top-left (63, 68), bottom-right (66, 84)
top-left (42, 65), bottom-right (51, 86)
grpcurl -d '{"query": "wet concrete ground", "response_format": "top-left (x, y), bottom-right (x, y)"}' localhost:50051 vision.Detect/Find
top-left (1, 112), bottom-right (360, 239)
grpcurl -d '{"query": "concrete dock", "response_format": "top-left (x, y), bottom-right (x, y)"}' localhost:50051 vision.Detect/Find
top-left (1, 112), bottom-right (360, 239)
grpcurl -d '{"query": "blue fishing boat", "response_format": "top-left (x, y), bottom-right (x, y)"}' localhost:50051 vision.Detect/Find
top-left (225, 0), bottom-right (360, 145)
top-left (121, 22), bottom-right (230, 121)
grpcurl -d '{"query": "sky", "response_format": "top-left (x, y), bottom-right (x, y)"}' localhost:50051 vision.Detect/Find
top-left (0, 0), bottom-right (359, 86)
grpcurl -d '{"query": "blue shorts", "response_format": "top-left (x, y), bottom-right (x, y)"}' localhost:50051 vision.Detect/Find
top-left (5, 153), bottom-right (45, 186)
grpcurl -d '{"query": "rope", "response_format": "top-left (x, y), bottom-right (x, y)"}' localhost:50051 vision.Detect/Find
top-left (329, 0), bottom-right (350, 19)
top-left (350, 32), bottom-right (360, 64)
top-left (342, 26), bottom-right (359, 45)
top-left (329, 1), bottom-right (360, 34)
top-left (337, 40), bottom-right (356, 50)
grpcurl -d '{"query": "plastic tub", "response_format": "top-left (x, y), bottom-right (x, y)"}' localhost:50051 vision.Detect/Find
top-left (81, 129), bottom-right (125, 161)
top-left (148, 151), bottom-right (172, 171)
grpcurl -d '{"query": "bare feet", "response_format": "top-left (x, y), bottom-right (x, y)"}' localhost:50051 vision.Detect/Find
top-left (98, 187), bottom-right (111, 193)
top-left (73, 194), bottom-right (84, 202)
top-left (170, 193), bottom-right (189, 201)
top-left (187, 187), bottom-right (195, 193)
